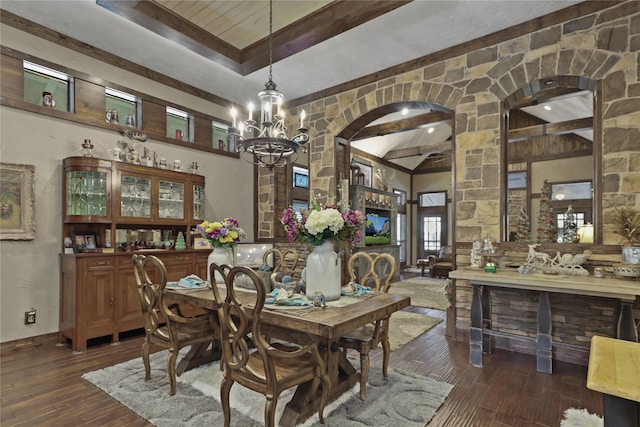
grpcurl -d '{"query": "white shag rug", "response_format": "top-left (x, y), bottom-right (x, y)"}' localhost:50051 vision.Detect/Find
top-left (560, 408), bottom-right (603, 427)
top-left (82, 349), bottom-right (454, 426)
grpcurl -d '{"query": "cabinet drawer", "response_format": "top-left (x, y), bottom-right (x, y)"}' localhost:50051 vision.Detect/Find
top-left (85, 258), bottom-right (114, 268)
top-left (117, 255), bottom-right (135, 268)
top-left (162, 253), bottom-right (193, 263)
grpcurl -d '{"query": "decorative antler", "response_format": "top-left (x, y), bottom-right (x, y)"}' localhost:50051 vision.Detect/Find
top-left (121, 127), bottom-right (148, 142)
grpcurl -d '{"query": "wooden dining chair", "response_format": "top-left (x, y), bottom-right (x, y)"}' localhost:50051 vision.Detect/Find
top-left (263, 247), bottom-right (300, 277)
top-left (339, 252), bottom-right (397, 399)
top-left (132, 254), bottom-right (220, 396)
top-left (211, 263), bottom-right (330, 427)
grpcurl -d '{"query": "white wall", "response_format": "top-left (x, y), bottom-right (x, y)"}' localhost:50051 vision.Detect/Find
top-left (0, 25), bottom-right (255, 343)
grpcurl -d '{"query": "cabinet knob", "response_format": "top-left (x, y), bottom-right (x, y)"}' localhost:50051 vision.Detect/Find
top-left (109, 295), bottom-right (114, 305)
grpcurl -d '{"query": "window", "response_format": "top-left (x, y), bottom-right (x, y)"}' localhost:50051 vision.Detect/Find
top-left (420, 192), bottom-right (446, 207)
top-left (212, 121), bottom-right (229, 151)
top-left (166, 106), bottom-right (192, 141)
top-left (508, 171), bottom-right (527, 189)
top-left (394, 189), bottom-right (407, 264)
top-left (23, 61), bottom-right (72, 112)
top-left (418, 191), bottom-right (447, 258)
top-left (106, 88), bottom-right (139, 127)
top-left (551, 182), bottom-right (592, 201)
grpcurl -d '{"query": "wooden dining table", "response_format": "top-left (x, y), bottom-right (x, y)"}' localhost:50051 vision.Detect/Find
top-left (166, 285), bottom-right (410, 426)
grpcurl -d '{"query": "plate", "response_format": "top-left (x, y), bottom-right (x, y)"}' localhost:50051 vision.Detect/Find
top-left (264, 303), bottom-right (313, 310)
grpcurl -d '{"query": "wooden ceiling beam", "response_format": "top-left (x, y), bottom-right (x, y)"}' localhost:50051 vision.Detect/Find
top-left (351, 111), bottom-right (451, 141)
top-left (384, 140), bottom-right (452, 160)
top-left (97, 0), bottom-right (410, 76)
top-left (508, 117), bottom-right (593, 142)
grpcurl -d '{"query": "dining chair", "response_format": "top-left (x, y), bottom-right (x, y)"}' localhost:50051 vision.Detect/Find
top-left (211, 263), bottom-right (330, 427)
top-left (263, 247), bottom-right (300, 277)
top-left (339, 252), bottom-right (397, 399)
top-left (132, 254), bottom-right (220, 396)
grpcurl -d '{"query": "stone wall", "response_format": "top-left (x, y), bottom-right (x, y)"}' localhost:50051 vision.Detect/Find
top-left (254, 1), bottom-right (640, 353)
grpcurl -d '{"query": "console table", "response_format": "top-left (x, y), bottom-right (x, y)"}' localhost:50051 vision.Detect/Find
top-left (449, 269), bottom-right (640, 374)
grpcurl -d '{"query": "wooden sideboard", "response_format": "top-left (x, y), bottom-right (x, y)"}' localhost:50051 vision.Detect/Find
top-left (59, 250), bottom-right (209, 352)
top-left (450, 268), bottom-right (640, 374)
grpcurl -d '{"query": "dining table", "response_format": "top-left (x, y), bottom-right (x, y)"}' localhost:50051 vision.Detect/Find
top-left (166, 285), bottom-right (410, 427)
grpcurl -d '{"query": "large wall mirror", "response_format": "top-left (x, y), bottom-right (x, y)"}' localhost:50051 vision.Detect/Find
top-left (502, 76), bottom-right (602, 244)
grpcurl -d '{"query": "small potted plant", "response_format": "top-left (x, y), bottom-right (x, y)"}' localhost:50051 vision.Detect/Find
top-left (611, 205), bottom-right (640, 265)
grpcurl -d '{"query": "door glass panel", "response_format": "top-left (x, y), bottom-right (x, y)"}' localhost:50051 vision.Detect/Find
top-left (422, 216), bottom-right (442, 251)
top-left (66, 171), bottom-right (107, 216)
top-left (193, 185), bottom-right (205, 221)
top-left (120, 175), bottom-right (151, 218)
top-left (159, 181), bottom-right (184, 219)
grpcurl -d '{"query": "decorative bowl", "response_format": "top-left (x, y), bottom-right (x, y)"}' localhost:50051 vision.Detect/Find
top-left (613, 263), bottom-right (640, 279)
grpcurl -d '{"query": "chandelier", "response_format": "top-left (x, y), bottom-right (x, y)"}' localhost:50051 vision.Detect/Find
top-left (227, 0), bottom-right (308, 169)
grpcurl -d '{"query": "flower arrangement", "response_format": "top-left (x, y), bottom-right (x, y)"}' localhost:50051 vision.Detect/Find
top-left (610, 205), bottom-right (640, 245)
top-left (281, 201), bottom-right (365, 246)
top-left (196, 217), bottom-right (247, 248)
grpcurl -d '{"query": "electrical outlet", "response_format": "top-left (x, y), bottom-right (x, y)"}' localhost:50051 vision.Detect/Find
top-left (24, 309), bottom-right (36, 325)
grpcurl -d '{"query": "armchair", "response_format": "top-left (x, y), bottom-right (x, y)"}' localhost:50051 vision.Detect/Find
top-left (427, 245), bottom-right (454, 278)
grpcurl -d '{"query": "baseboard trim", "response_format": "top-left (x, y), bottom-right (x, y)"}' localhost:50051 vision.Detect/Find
top-left (0, 332), bottom-right (60, 356)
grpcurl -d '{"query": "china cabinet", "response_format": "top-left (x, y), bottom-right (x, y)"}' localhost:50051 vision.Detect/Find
top-left (59, 156), bottom-right (208, 351)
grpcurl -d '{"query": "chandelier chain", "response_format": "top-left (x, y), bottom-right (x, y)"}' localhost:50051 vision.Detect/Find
top-left (268, 0), bottom-right (273, 84)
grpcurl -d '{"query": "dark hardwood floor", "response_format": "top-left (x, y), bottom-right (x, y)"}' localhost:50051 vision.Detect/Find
top-left (1, 274), bottom-right (602, 426)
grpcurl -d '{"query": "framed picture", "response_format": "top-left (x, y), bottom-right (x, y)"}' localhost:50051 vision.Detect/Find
top-left (64, 237), bottom-right (74, 254)
top-left (353, 161), bottom-right (372, 187)
top-left (84, 233), bottom-right (97, 249)
top-left (71, 233), bottom-right (86, 253)
top-left (0, 163), bottom-right (36, 240)
top-left (294, 172), bottom-right (309, 189)
top-left (193, 237), bottom-right (212, 250)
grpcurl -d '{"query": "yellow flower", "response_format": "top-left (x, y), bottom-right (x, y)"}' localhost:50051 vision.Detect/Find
top-left (228, 230), bottom-right (238, 240)
top-left (220, 235), bottom-right (233, 243)
top-left (206, 221), bottom-right (222, 233)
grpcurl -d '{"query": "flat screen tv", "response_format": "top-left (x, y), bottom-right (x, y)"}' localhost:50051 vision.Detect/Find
top-left (364, 211), bottom-right (391, 245)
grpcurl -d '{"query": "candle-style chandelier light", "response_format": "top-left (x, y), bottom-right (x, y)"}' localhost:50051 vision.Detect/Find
top-left (227, 0), bottom-right (308, 169)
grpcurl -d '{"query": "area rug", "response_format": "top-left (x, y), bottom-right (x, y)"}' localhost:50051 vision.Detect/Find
top-left (389, 311), bottom-right (442, 351)
top-left (390, 277), bottom-right (449, 310)
top-left (560, 408), bottom-right (603, 427)
top-left (82, 349), bottom-right (453, 427)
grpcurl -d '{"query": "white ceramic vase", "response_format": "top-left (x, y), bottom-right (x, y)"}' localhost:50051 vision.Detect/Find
top-left (207, 246), bottom-right (234, 284)
top-left (305, 240), bottom-right (341, 301)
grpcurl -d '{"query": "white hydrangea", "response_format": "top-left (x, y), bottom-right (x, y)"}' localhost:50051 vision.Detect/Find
top-left (304, 208), bottom-right (344, 236)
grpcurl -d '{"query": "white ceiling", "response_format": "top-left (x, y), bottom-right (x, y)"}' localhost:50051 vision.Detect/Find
top-left (0, 0), bottom-right (584, 170)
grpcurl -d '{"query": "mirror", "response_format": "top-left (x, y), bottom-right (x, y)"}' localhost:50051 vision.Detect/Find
top-left (502, 76), bottom-right (601, 244)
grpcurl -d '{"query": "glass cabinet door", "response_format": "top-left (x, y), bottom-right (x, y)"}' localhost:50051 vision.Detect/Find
top-left (159, 180), bottom-right (184, 220)
top-left (193, 185), bottom-right (205, 221)
top-left (66, 170), bottom-right (108, 216)
top-left (120, 175), bottom-right (151, 218)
